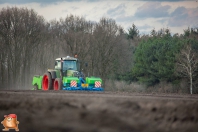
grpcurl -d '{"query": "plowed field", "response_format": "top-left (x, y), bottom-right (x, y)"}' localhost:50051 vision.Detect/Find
top-left (0, 90), bottom-right (198, 132)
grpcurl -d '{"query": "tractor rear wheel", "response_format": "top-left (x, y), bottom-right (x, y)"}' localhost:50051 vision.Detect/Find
top-left (53, 78), bottom-right (62, 90)
top-left (42, 72), bottom-right (53, 90)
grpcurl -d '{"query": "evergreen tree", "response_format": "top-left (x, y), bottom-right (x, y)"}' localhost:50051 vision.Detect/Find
top-left (132, 33), bottom-right (182, 86)
top-left (127, 24), bottom-right (139, 39)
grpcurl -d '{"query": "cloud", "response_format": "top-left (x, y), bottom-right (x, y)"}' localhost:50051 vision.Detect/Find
top-left (106, 3), bottom-right (135, 24)
top-left (168, 7), bottom-right (198, 27)
top-left (134, 2), bottom-right (170, 18)
top-left (171, 6), bottom-right (187, 19)
top-left (138, 24), bottom-right (153, 30)
top-left (135, 24), bottom-right (154, 35)
top-left (115, 15), bottom-right (133, 23)
top-left (0, 0), bottom-right (197, 35)
top-left (107, 3), bottom-right (125, 16)
top-left (0, 0), bottom-right (80, 4)
top-left (0, 0), bottom-right (102, 4)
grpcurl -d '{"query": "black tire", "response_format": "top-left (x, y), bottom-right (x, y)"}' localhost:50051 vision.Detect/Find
top-left (42, 72), bottom-right (53, 90)
top-left (53, 78), bottom-right (62, 90)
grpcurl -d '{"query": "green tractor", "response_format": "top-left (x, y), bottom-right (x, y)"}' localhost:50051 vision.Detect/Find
top-left (32, 56), bottom-right (103, 91)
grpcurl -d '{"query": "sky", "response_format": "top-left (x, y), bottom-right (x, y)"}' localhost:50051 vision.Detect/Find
top-left (0, 0), bottom-right (198, 35)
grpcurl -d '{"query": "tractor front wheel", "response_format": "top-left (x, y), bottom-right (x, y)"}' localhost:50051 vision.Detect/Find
top-left (53, 78), bottom-right (62, 90)
top-left (42, 72), bottom-right (53, 90)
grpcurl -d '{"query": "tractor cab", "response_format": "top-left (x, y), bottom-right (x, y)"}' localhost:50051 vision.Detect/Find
top-left (55, 56), bottom-right (81, 77)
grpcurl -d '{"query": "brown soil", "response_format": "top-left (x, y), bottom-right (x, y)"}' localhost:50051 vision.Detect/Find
top-left (0, 90), bottom-right (198, 132)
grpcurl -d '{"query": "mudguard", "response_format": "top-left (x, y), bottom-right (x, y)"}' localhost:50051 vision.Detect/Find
top-left (32, 75), bottom-right (43, 90)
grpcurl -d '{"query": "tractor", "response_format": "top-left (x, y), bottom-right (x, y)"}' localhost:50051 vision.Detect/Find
top-left (32, 56), bottom-right (103, 91)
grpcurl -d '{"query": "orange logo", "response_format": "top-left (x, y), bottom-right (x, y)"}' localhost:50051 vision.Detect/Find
top-left (1, 114), bottom-right (19, 131)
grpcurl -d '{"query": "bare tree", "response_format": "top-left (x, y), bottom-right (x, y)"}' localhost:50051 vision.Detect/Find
top-left (176, 44), bottom-right (198, 94)
top-left (0, 7), bottom-right (46, 88)
top-left (91, 18), bottom-right (130, 86)
top-left (55, 15), bottom-right (95, 73)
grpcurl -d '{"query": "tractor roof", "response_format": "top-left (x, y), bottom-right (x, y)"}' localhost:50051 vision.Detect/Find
top-left (56, 56), bottom-right (77, 61)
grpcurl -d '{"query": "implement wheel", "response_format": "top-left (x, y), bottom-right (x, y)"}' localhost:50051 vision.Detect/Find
top-left (33, 85), bottom-right (38, 90)
top-left (53, 78), bottom-right (62, 90)
top-left (42, 72), bottom-right (53, 90)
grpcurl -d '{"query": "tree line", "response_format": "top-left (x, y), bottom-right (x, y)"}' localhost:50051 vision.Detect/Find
top-left (130, 28), bottom-right (198, 94)
top-left (0, 7), bottom-right (132, 89)
top-left (0, 7), bottom-right (198, 94)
